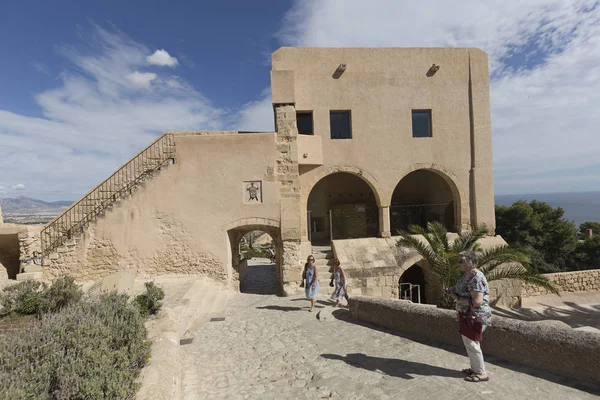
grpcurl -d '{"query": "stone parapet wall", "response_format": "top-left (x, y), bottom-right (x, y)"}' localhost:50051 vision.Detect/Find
top-left (349, 296), bottom-right (600, 384)
top-left (522, 269), bottom-right (600, 297)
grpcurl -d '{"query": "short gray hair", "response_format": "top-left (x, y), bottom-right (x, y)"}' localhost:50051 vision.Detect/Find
top-left (458, 251), bottom-right (478, 268)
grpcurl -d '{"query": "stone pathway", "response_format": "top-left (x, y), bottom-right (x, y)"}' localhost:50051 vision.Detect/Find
top-left (181, 293), bottom-right (600, 400)
top-left (240, 259), bottom-right (277, 295)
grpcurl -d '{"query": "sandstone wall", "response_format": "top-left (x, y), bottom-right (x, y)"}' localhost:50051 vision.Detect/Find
top-left (44, 132), bottom-right (282, 286)
top-left (349, 295), bottom-right (600, 384)
top-left (522, 269), bottom-right (600, 297)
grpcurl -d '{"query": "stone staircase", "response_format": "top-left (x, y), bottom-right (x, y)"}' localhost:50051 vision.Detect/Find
top-left (40, 133), bottom-right (176, 257)
top-left (136, 275), bottom-right (231, 339)
top-left (312, 245), bottom-right (336, 295)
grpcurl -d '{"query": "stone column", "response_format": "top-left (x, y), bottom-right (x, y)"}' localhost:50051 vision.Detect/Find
top-left (274, 105), bottom-right (303, 296)
top-left (379, 206), bottom-right (391, 238)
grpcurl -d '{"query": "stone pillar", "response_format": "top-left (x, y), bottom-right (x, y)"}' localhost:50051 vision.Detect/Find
top-left (468, 51), bottom-right (496, 233)
top-left (379, 206), bottom-right (391, 238)
top-left (274, 105), bottom-right (303, 296)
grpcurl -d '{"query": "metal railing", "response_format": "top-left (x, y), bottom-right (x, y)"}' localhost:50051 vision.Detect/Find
top-left (41, 133), bottom-right (176, 256)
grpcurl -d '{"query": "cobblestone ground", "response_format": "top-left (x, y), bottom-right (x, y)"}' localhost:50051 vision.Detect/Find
top-left (182, 293), bottom-right (600, 400)
top-left (240, 260), bottom-right (277, 295)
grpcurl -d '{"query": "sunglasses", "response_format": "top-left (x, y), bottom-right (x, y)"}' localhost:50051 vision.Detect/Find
top-left (308, 258), bottom-right (315, 261)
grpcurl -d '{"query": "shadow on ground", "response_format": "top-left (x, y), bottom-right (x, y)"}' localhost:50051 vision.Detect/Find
top-left (321, 353), bottom-right (463, 379)
top-left (256, 305), bottom-right (304, 312)
top-left (329, 308), bottom-right (600, 396)
top-left (492, 302), bottom-right (600, 330)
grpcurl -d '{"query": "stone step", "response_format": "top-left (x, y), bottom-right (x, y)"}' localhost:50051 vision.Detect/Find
top-left (178, 280), bottom-right (217, 337)
top-left (187, 290), bottom-right (230, 333)
top-left (16, 272), bottom-right (43, 281)
top-left (314, 258), bottom-right (335, 266)
top-left (313, 252), bottom-right (334, 260)
top-left (316, 265), bottom-right (333, 276)
top-left (311, 245), bottom-right (332, 253)
top-left (182, 277), bottom-right (207, 302)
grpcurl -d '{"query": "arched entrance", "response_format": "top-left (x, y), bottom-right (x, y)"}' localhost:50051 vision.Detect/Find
top-left (399, 264), bottom-right (427, 304)
top-left (226, 220), bottom-right (281, 295)
top-left (0, 233), bottom-right (20, 279)
top-left (390, 169), bottom-right (459, 235)
top-left (396, 258), bottom-right (443, 305)
top-left (237, 230), bottom-right (277, 294)
top-left (306, 172), bottom-right (380, 245)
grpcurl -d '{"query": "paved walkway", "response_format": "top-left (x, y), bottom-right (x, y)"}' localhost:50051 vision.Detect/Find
top-left (240, 259), bottom-right (277, 295)
top-left (181, 293), bottom-right (599, 399)
top-left (494, 291), bottom-right (600, 332)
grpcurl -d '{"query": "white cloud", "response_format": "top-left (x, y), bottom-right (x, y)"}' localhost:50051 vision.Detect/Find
top-left (126, 71), bottom-right (157, 89)
top-left (277, 0), bottom-right (600, 194)
top-left (12, 184), bottom-right (25, 190)
top-left (0, 26), bottom-right (224, 201)
top-left (146, 49), bottom-right (179, 67)
top-left (234, 88), bottom-right (275, 132)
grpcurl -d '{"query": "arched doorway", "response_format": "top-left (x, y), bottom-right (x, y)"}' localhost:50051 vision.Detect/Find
top-left (399, 264), bottom-right (427, 304)
top-left (0, 233), bottom-right (20, 279)
top-left (396, 259), bottom-right (443, 305)
top-left (307, 172), bottom-right (379, 245)
top-left (238, 230), bottom-right (277, 294)
top-left (226, 222), bottom-right (281, 295)
top-left (390, 170), bottom-right (458, 235)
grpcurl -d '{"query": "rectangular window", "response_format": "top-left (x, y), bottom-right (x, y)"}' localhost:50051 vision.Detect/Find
top-left (296, 111), bottom-right (313, 135)
top-left (330, 111), bottom-right (352, 139)
top-left (412, 110), bottom-right (432, 138)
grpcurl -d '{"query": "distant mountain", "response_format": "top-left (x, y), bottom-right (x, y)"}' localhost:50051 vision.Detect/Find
top-left (0, 196), bottom-right (73, 214)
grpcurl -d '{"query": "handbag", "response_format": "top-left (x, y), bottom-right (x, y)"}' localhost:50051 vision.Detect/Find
top-left (458, 300), bottom-right (483, 341)
top-left (329, 278), bottom-right (334, 287)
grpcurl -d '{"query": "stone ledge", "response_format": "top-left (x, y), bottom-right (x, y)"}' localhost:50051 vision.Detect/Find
top-left (349, 295), bottom-right (600, 384)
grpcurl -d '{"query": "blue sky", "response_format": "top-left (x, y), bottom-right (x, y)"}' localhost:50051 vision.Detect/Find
top-left (1, 0), bottom-right (600, 201)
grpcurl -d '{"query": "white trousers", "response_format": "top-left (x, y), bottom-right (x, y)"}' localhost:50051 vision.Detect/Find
top-left (461, 326), bottom-right (486, 373)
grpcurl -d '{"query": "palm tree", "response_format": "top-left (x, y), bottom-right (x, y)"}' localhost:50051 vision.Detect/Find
top-left (396, 222), bottom-right (559, 308)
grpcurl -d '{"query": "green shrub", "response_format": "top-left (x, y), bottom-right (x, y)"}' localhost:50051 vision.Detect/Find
top-left (134, 281), bottom-right (165, 316)
top-left (0, 292), bottom-right (151, 399)
top-left (242, 247), bottom-right (268, 260)
top-left (0, 276), bottom-right (83, 317)
top-left (0, 280), bottom-right (46, 316)
top-left (40, 275), bottom-right (83, 314)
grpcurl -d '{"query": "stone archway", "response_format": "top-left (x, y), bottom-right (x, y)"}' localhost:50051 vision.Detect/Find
top-left (390, 166), bottom-right (463, 235)
top-left (305, 172), bottom-right (382, 244)
top-left (301, 166), bottom-right (386, 242)
top-left (395, 254), bottom-right (442, 305)
top-left (0, 233), bottom-right (20, 279)
top-left (224, 218), bottom-right (282, 294)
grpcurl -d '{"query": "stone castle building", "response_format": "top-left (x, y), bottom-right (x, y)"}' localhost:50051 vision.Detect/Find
top-left (8, 48), bottom-right (501, 303)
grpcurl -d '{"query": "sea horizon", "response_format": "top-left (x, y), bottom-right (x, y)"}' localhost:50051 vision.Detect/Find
top-left (495, 191), bottom-right (600, 227)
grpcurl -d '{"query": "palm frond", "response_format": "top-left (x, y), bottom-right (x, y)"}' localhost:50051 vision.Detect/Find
top-left (451, 226), bottom-right (488, 253)
top-left (476, 245), bottom-right (530, 275)
top-left (427, 222), bottom-right (451, 252)
top-left (407, 224), bottom-right (444, 254)
top-left (484, 265), bottom-right (560, 295)
top-left (396, 234), bottom-right (456, 283)
top-left (396, 234), bottom-right (438, 267)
